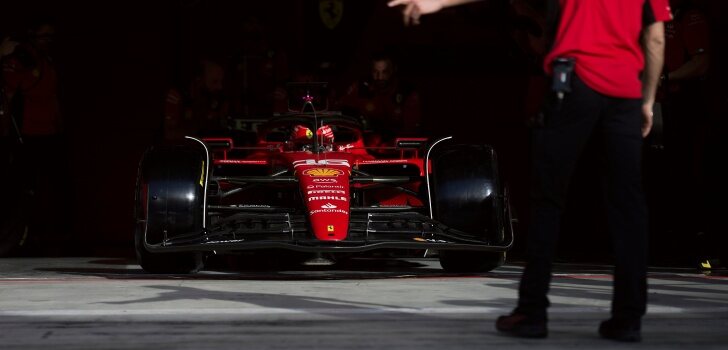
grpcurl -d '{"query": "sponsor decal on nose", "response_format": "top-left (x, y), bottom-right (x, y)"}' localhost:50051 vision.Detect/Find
top-left (308, 196), bottom-right (347, 202)
top-left (307, 190), bottom-right (346, 195)
top-left (303, 168), bottom-right (344, 177)
top-left (310, 209), bottom-right (348, 215)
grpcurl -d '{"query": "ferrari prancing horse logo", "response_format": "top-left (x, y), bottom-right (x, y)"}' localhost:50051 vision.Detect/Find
top-left (319, 0), bottom-right (343, 30)
top-left (303, 168), bottom-right (344, 177)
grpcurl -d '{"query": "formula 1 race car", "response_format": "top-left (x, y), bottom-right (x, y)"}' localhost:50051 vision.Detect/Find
top-left (134, 86), bottom-right (514, 273)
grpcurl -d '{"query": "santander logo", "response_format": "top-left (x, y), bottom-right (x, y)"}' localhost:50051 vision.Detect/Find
top-left (321, 203), bottom-right (338, 209)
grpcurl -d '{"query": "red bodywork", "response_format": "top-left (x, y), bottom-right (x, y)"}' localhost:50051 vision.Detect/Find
top-left (291, 155), bottom-right (352, 241)
top-left (204, 116), bottom-right (427, 243)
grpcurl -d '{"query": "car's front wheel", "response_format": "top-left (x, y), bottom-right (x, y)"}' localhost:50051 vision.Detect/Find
top-left (134, 145), bottom-right (205, 274)
top-left (429, 143), bottom-right (509, 273)
top-left (134, 218), bottom-right (204, 274)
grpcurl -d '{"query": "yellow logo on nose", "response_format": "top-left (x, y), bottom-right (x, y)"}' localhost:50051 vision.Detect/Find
top-left (327, 225), bottom-right (335, 232)
top-left (303, 168), bottom-right (344, 177)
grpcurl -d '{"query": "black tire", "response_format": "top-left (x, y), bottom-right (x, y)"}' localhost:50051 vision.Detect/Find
top-left (430, 143), bottom-right (508, 273)
top-left (134, 223), bottom-right (203, 274)
top-left (134, 145), bottom-right (205, 274)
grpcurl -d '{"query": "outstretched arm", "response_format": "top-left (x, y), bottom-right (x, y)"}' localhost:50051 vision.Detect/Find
top-left (388, 0), bottom-right (482, 26)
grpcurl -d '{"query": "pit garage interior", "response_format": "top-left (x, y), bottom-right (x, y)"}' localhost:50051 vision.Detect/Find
top-left (1, 1), bottom-right (727, 349)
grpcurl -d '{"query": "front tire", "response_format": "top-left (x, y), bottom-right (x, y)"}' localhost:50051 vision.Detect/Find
top-left (134, 145), bottom-right (205, 274)
top-left (429, 143), bottom-right (508, 273)
top-left (134, 221), bottom-right (203, 274)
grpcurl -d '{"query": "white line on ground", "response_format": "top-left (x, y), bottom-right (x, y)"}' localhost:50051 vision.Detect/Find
top-left (2, 306), bottom-right (727, 317)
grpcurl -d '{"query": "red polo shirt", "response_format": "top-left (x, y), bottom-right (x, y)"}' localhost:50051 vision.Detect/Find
top-left (544, 0), bottom-right (673, 99)
top-left (2, 45), bottom-right (62, 136)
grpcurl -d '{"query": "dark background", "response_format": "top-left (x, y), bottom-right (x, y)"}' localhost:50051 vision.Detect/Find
top-left (2, 0), bottom-right (726, 265)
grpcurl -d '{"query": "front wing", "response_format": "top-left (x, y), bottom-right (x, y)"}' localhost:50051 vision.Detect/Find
top-left (142, 211), bottom-right (514, 254)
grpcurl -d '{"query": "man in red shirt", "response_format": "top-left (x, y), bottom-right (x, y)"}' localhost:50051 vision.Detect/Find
top-left (2, 23), bottom-right (62, 138)
top-left (390, 0), bottom-right (671, 341)
top-left (1, 20), bottom-right (70, 255)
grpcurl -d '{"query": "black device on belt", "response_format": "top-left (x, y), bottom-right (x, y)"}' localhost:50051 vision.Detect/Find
top-left (551, 57), bottom-right (575, 101)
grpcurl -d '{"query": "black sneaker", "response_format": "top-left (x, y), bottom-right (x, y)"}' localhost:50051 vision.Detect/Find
top-left (599, 318), bottom-right (641, 342)
top-left (495, 313), bottom-right (548, 338)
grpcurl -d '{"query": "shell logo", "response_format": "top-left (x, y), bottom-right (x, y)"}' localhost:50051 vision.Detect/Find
top-left (303, 168), bottom-right (344, 177)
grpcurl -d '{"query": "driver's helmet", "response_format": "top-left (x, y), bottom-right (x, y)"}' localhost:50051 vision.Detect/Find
top-left (291, 124), bottom-right (314, 143)
top-left (291, 124), bottom-right (334, 143)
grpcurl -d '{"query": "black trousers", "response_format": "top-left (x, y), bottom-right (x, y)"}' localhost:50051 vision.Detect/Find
top-left (9, 135), bottom-right (71, 240)
top-left (516, 75), bottom-right (649, 321)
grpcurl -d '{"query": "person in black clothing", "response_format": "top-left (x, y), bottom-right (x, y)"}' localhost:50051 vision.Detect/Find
top-left (389, 0), bottom-right (671, 342)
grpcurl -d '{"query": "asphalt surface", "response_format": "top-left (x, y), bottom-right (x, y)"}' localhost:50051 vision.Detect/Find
top-left (0, 256), bottom-right (727, 349)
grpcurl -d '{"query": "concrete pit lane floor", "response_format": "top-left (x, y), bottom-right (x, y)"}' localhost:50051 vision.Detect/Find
top-left (0, 257), bottom-right (727, 349)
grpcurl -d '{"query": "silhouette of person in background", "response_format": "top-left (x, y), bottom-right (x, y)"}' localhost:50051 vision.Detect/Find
top-left (2, 20), bottom-right (63, 139)
top-left (658, 0), bottom-right (713, 268)
top-left (164, 59), bottom-right (230, 141)
top-left (0, 36), bottom-right (20, 137)
top-left (339, 53), bottom-right (421, 147)
top-left (229, 17), bottom-right (289, 117)
top-left (1, 19), bottom-right (71, 255)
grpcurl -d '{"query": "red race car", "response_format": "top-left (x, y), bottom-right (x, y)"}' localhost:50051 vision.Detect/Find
top-left (134, 85), bottom-right (513, 273)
